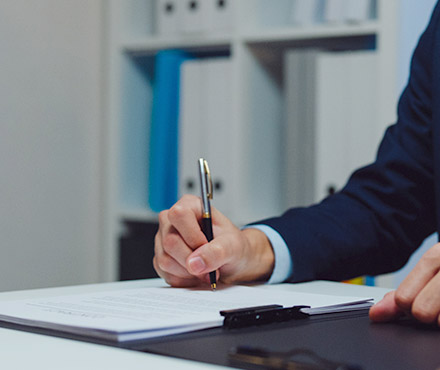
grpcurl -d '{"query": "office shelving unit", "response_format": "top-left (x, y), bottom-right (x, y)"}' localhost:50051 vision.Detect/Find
top-left (102, 0), bottom-right (399, 281)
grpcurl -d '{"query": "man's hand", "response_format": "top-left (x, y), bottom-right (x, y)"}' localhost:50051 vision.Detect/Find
top-left (153, 195), bottom-right (275, 287)
top-left (370, 243), bottom-right (440, 325)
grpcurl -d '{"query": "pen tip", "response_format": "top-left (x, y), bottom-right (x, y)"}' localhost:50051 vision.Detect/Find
top-left (211, 283), bottom-right (217, 291)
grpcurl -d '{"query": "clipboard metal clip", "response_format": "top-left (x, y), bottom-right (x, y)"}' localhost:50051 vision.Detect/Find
top-left (220, 304), bottom-right (310, 329)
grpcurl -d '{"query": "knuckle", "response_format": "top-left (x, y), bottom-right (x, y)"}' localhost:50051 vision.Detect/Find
top-left (166, 276), bottom-right (193, 288)
top-left (411, 302), bottom-right (435, 323)
top-left (200, 241), bottom-right (225, 269)
top-left (432, 243), bottom-right (440, 254)
top-left (168, 203), bottom-right (187, 222)
top-left (383, 291), bottom-right (394, 299)
top-left (421, 244), bottom-right (440, 265)
top-left (153, 256), bottom-right (165, 278)
top-left (394, 289), bottom-right (413, 310)
top-left (158, 210), bottom-right (169, 225)
top-left (186, 230), bottom-right (206, 249)
top-left (154, 233), bottom-right (161, 252)
top-left (164, 275), bottom-right (180, 287)
top-left (157, 254), bottom-right (174, 273)
top-left (211, 242), bottom-right (226, 261)
top-left (181, 194), bottom-right (198, 203)
top-left (162, 233), bottom-right (180, 255)
top-left (153, 256), bottom-right (159, 271)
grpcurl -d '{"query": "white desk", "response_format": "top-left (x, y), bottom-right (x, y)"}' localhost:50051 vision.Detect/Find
top-left (0, 279), bottom-right (391, 370)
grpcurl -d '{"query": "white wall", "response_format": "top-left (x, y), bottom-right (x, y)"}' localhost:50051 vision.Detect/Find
top-left (0, 1), bottom-right (104, 290)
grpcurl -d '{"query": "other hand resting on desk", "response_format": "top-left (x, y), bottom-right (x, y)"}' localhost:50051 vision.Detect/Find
top-left (370, 243), bottom-right (440, 326)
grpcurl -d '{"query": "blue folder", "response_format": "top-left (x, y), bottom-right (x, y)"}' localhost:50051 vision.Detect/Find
top-left (149, 50), bottom-right (191, 213)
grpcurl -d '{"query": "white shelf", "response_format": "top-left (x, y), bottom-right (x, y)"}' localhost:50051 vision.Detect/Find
top-left (122, 22), bottom-right (380, 55)
top-left (122, 35), bottom-right (233, 56)
top-left (242, 21), bottom-right (380, 44)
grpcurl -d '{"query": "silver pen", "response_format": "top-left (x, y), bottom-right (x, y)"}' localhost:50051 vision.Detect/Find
top-left (198, 158), bottom-right (217, 291)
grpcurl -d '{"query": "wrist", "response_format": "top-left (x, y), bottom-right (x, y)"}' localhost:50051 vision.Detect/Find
top-left (241, 228), bottom-right (275, 282)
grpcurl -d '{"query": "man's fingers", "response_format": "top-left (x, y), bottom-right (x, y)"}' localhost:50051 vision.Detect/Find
top-left (409, 271), bottom-right (440, 323)
top-left (168, 195), bottom-right (207, 250)
top-left (161, 231), bottom-right (194, 268)
top-left (154, 251), bottom-right (195, 278)
top-left (154, 268), bottom-right (202, 288)
top-left (157, 203), bottom-right (204, 268)
top-left (154, 232), bottom-right (197, 279)
top-left (153, 253), bottom-right (205, 287)
top-left (369, 291), bottom-right (406, 322)
top-left (395, 244), bottom-right (440, 312)
top-left (370, 244), bottom-right (440, 324)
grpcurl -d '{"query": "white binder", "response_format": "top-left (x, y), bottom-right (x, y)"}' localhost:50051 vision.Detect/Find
top-left (344, 51), bottom-right (379, 176)
top-left (315, 52), bottom-right (350, 201)
top-left (317, 51), bottom-right (379, 201)
top-left (179, 59), bottom-right (204, 197)
top-left (283, 50), bottom-right (379, 205)
top-left (284, 50), bottom-right (319, 207)
top-left (203, 58), bottom-right (233, 214)
top-left (156, 0), bottom-right (182, 36)
top-left (178, 58), bottom-right (233, 214)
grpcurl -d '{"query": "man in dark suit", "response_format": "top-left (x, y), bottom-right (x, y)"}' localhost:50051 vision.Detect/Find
top-left (153, 2), bottom-right (440, 325)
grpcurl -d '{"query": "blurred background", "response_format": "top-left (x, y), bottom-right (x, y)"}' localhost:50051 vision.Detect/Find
top-left (0, 0), bottom-right (437, 292)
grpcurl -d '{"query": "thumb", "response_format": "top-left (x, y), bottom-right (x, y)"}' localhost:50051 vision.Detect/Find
top-left (186, 235), bottom-right (233, 275)
top-left (369, 291), bottom-right (406, 322)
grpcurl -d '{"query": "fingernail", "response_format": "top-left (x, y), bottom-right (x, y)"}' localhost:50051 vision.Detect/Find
top-left (188, 256), bottom-right (206, 274)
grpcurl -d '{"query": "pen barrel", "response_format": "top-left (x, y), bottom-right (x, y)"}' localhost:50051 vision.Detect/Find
top-left (202, 216), bottom-right (216, 288)
top-left (201, 217), bottom-right (214, 242)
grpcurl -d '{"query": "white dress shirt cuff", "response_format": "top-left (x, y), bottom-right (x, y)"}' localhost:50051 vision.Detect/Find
top-left (242, 224), bottom-right (293, 284)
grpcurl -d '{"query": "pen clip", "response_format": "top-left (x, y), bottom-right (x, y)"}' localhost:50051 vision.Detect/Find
top-left (203, 159), bottom-right (213, 200)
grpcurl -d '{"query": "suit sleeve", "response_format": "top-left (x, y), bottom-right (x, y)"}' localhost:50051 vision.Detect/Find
top-left (255, 4), bottom-right (440, 283)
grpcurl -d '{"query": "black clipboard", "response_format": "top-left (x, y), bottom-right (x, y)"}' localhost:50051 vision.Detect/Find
top-left (137, 310), bottom-right (440, 370)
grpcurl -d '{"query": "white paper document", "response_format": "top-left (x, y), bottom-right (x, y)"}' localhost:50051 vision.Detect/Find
top-left (0, 285), bottom-right (372, 342)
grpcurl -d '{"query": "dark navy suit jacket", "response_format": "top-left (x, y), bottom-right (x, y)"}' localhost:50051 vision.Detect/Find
top-left (259, 2), bottom-right (440, 283)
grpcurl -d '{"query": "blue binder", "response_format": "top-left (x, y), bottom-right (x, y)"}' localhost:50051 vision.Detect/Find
top-left (149, 50), bottom-right (191, 212)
